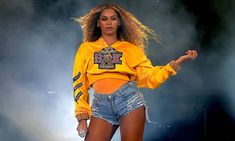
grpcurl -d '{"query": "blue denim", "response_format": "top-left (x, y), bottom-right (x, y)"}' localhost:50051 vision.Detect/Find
top-left (91, 82), bottom-right (146, 125)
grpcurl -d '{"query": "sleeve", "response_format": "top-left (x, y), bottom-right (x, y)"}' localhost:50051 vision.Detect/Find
top-left (72, 43), bottom-right (91, 121)
top-left (126, 45), bottom-right (180, 89)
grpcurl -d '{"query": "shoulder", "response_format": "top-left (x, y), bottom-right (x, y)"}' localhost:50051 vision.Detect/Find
top-left (75, 42), bottom-right (90, 58)
top-left (77, 41), bottom-right (93, 53)
top-left (78, 42), bottom-right (89, 49)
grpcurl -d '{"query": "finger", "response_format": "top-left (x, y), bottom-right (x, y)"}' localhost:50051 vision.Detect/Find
top-left (188, 51), bottom-right (194, 56)
top-left (192, 51), bottom-right (197, 57)
top-left (78, 126), bottom-right (87, 131)
top-left (77, 124), bottom-right (87, 131)
top-left (187, 49), bottom-right (193, 54)
top-left (192, 52), bottom-right (197, 59)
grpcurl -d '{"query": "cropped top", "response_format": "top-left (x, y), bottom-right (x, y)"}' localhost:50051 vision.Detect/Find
top-left (72, 37), bottom-right (180, 120)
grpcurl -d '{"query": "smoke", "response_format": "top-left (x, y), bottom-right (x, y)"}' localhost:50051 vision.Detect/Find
top-left (218, 1), bottom-right (235, 122)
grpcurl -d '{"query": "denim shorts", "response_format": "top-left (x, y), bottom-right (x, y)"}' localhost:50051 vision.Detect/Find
top-left (91, 82), bottom-right (146, 125)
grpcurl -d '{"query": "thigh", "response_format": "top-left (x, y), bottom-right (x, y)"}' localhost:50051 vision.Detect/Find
top-left (85, 116), bottom-right (119, 141)
top-left (120, 106), bottom-right (146, 141)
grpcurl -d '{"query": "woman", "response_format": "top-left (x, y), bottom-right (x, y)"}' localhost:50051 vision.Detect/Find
top-left (72, 2), bottom-right (197, 141)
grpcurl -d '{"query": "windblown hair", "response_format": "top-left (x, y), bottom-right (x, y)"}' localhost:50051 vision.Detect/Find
top-left (74, 2), bottom-right (159, 48)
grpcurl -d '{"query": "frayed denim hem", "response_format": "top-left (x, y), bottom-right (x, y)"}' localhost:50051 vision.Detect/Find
top-left (91, 115), bottom-right (119, 126)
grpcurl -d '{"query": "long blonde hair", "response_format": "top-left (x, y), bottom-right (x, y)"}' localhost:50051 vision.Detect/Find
top-left (74, 2), bottom-right (159, 49)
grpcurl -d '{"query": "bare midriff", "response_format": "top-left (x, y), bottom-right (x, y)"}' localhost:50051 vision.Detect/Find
top-left (92, 78), bottom-right (129, 94)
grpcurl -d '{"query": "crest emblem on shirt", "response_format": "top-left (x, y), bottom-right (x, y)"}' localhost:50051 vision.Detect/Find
top-left (94, 47), bottom-right (122, 69)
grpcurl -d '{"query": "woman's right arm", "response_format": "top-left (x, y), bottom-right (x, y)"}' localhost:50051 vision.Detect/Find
top-left (72, 43), bottom-right (91, 137)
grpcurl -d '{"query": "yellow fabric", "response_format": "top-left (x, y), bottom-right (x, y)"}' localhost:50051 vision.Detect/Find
top-left (72, 37), bottom-right (178, 118)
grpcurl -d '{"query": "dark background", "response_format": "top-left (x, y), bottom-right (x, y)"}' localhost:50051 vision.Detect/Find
top-left (1, 0), bottom-right (235, 141)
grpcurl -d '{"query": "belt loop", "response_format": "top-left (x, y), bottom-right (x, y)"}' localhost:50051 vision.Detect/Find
top-left (108, 95), bottom-right (112, 101)
top-left (128, 81), bottom-right (132, 88)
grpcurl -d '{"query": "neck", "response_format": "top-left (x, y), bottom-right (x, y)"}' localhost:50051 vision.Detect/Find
top-left (102, 35), bottom-right (118, 46)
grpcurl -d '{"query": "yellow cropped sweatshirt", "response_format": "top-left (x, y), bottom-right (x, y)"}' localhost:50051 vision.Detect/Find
top-left (72, 37), bottom-right (180, 121)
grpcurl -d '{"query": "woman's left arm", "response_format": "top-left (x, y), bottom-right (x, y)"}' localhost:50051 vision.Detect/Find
top-left (127, 45), bottom-right (198, 89)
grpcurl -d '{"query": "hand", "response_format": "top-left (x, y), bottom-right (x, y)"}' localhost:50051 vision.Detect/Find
top-left (77, 120), bottom-right (88, 138)
top-left (175, 50), bottom-right (198, 66)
